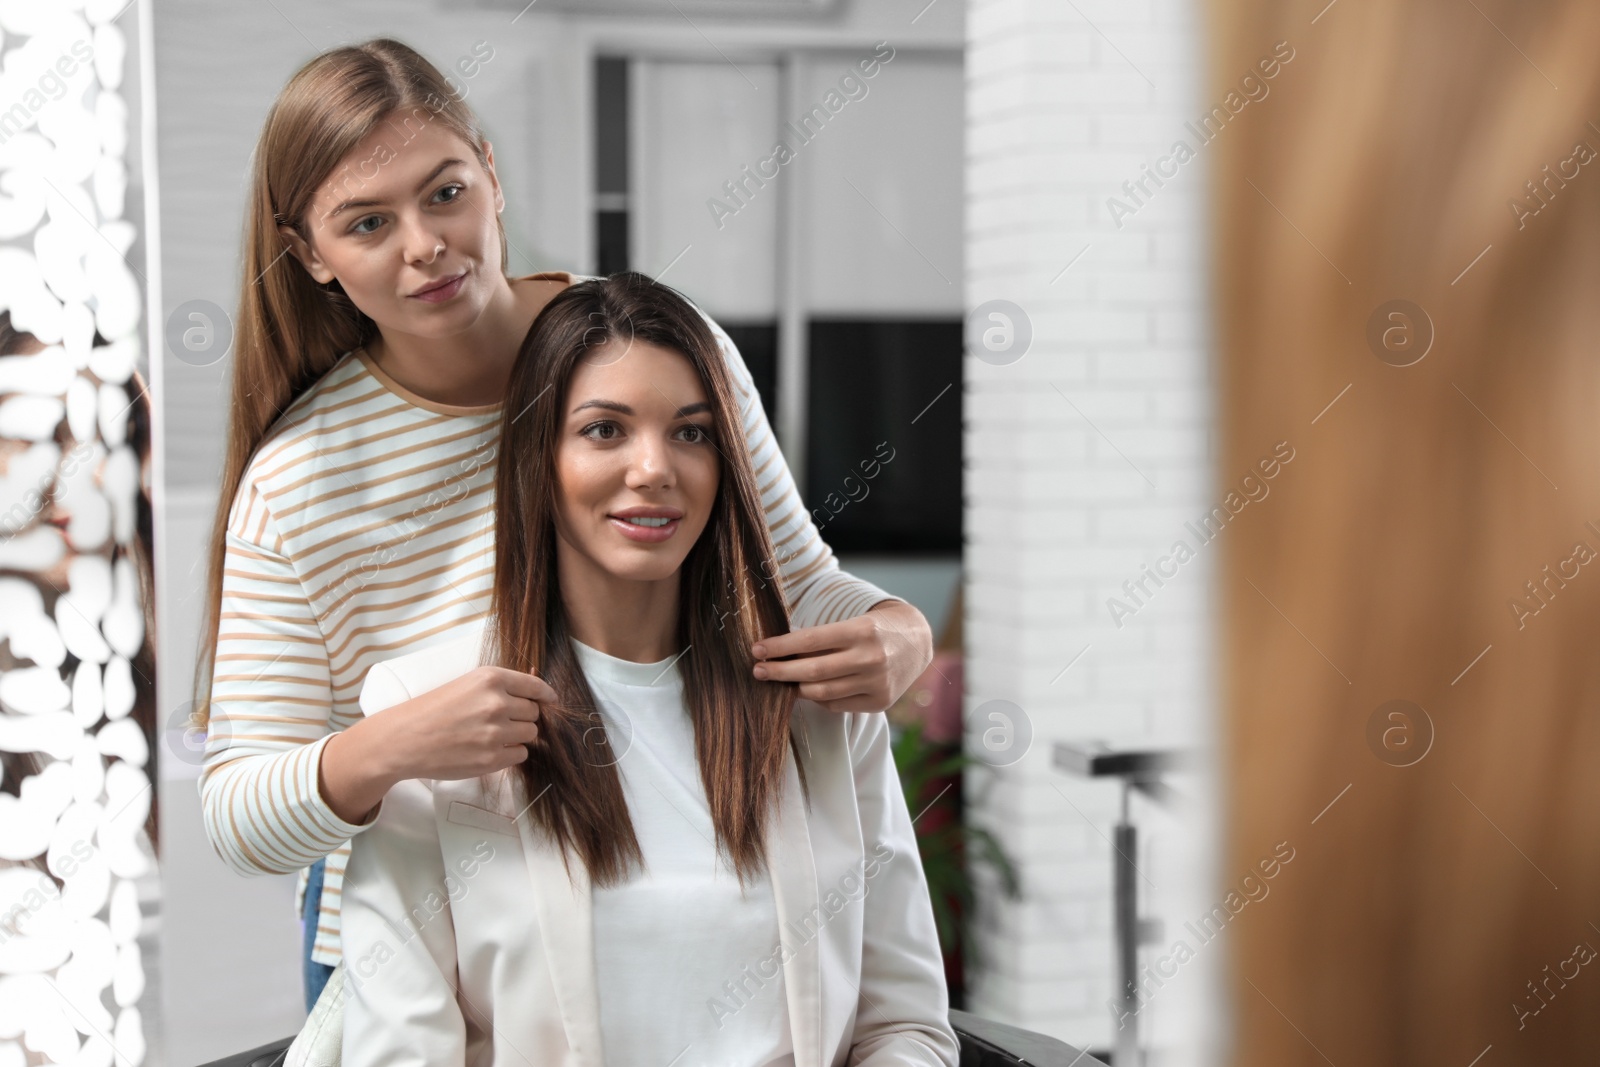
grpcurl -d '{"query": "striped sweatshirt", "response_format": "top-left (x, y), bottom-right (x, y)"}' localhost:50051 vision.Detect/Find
top-left (198, 272), bottom-right (897, 968)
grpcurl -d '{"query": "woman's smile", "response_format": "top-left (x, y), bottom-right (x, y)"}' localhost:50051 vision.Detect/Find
top-left (608, 505), bottom-right (685, 543)
top-left (409, 267), bottom-right (469, 302)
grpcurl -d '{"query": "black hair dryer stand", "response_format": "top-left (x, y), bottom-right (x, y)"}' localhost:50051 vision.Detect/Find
top-left (1053, 742), bottom-right (1193, 1067)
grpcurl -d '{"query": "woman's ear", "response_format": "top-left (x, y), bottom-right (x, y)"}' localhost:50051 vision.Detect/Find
top-left (483, 140), bottom-right (506, 214)
top-left (277, 223), bottom-right (337, 285)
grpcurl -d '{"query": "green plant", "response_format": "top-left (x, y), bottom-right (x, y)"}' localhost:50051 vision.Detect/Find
top-left (889, 716), bottom-right (1022, 977)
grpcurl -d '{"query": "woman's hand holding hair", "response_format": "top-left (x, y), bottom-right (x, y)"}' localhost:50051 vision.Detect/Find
top-left (750, 598), bottom-right (934, 713)
top-left (318, 666), bottom-right (559, 826)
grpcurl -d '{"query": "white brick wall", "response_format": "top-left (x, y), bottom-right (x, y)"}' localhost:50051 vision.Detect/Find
top-left (965, 0), bottom-right (1218, 1061)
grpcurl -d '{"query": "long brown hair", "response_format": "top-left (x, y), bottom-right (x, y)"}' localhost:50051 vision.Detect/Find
top-left (192, 38), bottom-right (507, 726)
top-left (1212, 0), bottom-right (1600, 1062)
top-left (486, 272), bottom-right (808, 889)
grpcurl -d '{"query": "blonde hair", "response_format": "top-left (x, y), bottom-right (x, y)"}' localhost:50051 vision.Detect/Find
top-left (192, 38), bottom-right (509, 726)
top-left (1212, 0), bottom-right (1600, 1061)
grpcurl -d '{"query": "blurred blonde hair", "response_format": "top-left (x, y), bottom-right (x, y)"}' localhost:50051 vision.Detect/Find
top-left (1211, 0), bottom-right (1600, 1062)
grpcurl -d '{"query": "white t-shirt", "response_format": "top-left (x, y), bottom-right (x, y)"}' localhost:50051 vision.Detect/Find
top-left (571, 636), bottom-right (796, 1067)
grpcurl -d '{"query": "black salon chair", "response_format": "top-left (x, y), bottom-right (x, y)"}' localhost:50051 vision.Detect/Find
top-left (196, 1009), bottom-right (1108, 1066)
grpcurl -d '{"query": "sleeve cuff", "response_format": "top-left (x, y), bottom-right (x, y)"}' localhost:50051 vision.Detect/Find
top-left (307, 732), bottom-right (385, 841)
top-left (828, 578), bottom-right (902, 625)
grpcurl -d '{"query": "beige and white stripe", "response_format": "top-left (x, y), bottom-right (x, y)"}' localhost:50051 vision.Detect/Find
top-left (198, 272), bottom-right (896, 966)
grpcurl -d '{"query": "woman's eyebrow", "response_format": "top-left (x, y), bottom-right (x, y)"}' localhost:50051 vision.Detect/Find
top-left (326, 158), bottom-right (467, 218)
top-left (571, 399), bottom-right (711, 417)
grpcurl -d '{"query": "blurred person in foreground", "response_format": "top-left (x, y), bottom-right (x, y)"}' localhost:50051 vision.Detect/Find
top-left (1212, 1), bottom-right (1600, 1063)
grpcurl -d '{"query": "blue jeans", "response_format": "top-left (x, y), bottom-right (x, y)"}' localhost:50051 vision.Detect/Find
top-left (302, 857), bottom-right (336, 1013)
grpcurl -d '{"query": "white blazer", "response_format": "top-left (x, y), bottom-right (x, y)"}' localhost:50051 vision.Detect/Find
top-left (339, 619), bottom-right (961, 1067)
